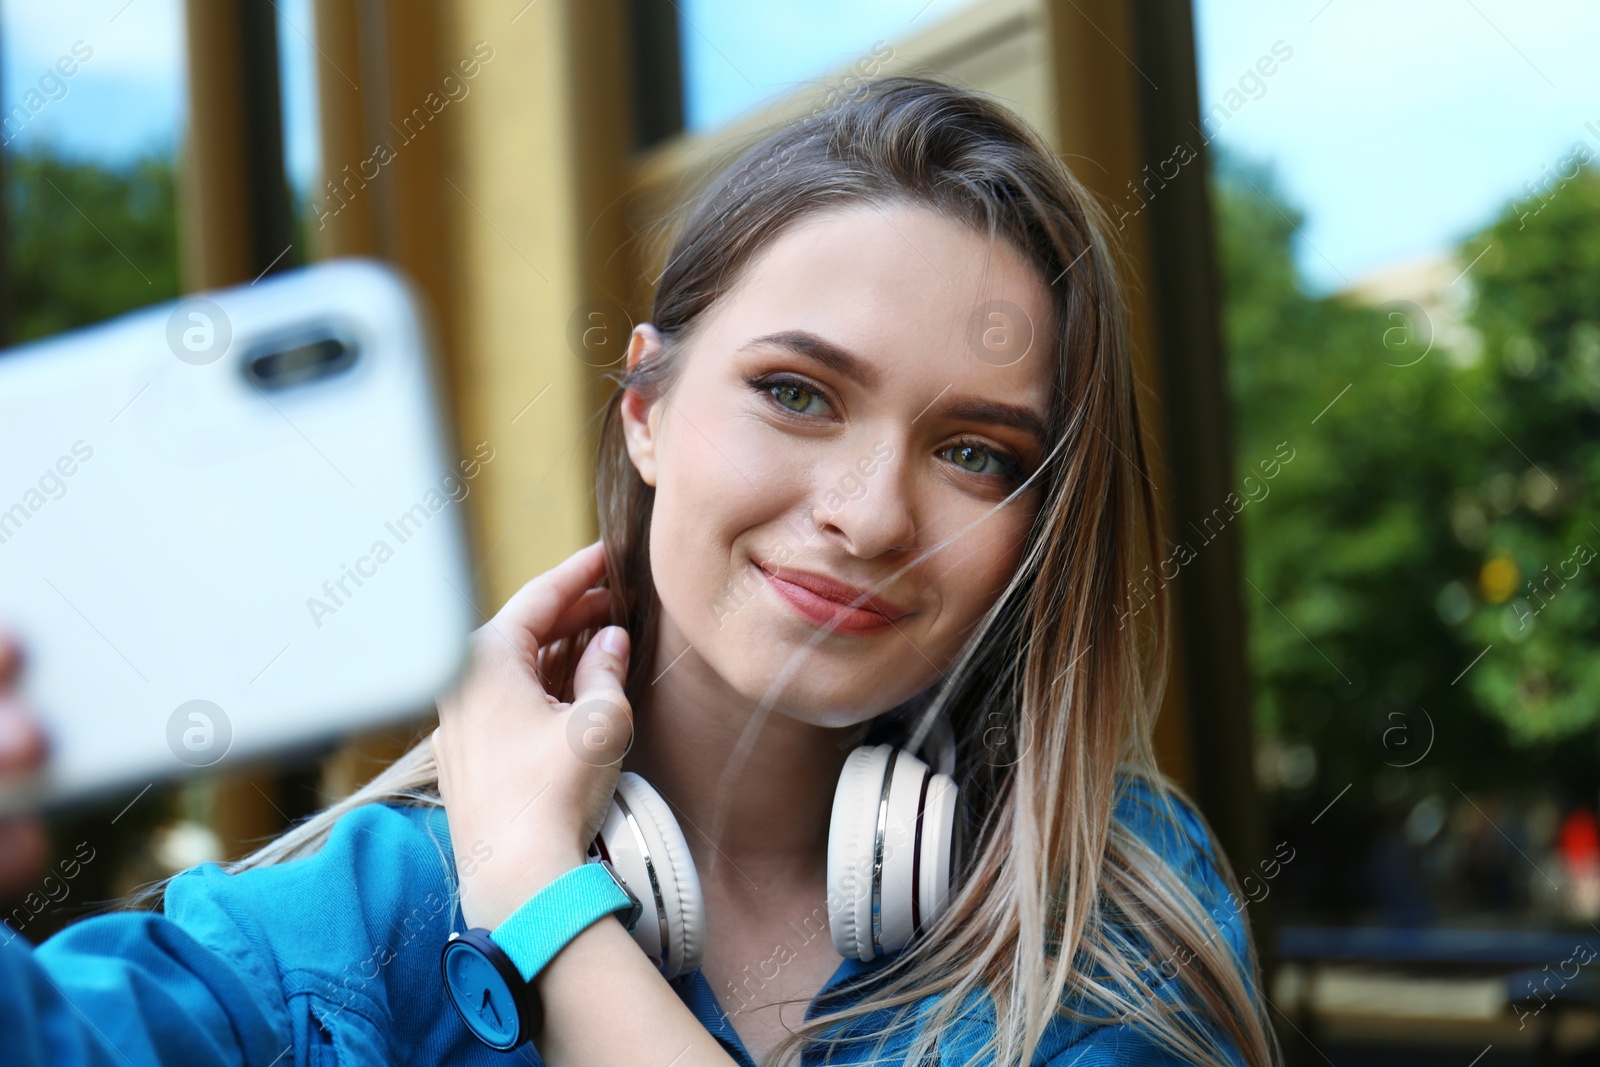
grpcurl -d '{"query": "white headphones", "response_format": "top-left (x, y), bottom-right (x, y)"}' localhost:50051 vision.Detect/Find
top-left (588, 711), bottom-right (962, 979)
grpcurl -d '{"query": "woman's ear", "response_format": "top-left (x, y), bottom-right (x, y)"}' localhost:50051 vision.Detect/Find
top-left (620, 323), bottom-right (665, 487)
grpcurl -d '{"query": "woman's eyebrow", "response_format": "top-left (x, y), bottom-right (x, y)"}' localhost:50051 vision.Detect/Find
top-left (741, 329), bottom-right (1048, 447)
top-left (935, 397), bottom-right (1050, 450)
top-left (739, 330), bottom-right (882, 389)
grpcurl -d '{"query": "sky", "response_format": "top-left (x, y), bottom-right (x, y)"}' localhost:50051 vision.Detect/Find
top-left (1190, 0), bottom-right (1600, 291)
top-left (2, 0), bottom-right (1596, 295)
top-left (0, 0), bottom-right (319, 202)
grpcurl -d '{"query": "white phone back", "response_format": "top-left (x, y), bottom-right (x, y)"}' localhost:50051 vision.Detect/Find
top-left (0, 258), bottom-right (476, 811)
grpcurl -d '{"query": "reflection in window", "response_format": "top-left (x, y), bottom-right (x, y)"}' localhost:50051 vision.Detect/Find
top-left (677, 0), bottom-right (973, 133)
top-left (1, 0), bottom-right (186, 342)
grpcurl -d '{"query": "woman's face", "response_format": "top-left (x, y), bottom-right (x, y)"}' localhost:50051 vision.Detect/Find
top-left (622, 201), bottom-right (1056, 727)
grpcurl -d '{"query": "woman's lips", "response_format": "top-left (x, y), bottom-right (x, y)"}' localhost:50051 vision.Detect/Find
top-left (756, 562), bottom-right (900, 636)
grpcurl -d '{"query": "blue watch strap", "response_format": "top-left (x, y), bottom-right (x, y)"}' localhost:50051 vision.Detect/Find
top-left (491, 860), bottom-right (639, 983)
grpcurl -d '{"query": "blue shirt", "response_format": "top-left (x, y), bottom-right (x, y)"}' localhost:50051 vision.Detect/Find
top-left (0, 779), bottom-right (1252, 1065)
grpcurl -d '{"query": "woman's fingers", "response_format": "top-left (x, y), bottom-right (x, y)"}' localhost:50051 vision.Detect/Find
top-left (561, 626), bottom-right (633, 849)
top-left (567, 627), bottom-right (633, 768)
top-left (533, 587), bottom-right (615, 697)
top-left (0, 632), bottom-right (48, 894)
top-left (572, 627), bottom-right (630, 706)
top-left (0, 817), bottom-right (48, 899)
top-left (434, 577), bottom-right (632, 927)
top-left (545, 587), bottom-right (613, 645)
top-left (442, 545), bottom-right (616, 730)
top-left (0, 703), bottom-right (46, 774)
top-left (491, 541), bottom-right (607, 659)
top-left (0, 629), bottom-right (41, 773)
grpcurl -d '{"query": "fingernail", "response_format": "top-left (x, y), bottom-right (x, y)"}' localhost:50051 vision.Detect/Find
top-left (600, 626), bottom-right (627, 658)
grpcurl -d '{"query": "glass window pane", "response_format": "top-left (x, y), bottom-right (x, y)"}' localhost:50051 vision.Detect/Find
top-left (1, 0), bottom-right (186, 342)
top-left (678, 0), bottom-right (975, 133)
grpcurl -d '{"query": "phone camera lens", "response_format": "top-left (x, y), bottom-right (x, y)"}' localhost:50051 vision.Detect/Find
top-left (243, 333), bottom-right (358, 390)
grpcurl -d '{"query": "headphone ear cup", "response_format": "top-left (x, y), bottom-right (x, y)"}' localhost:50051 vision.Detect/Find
top-left (594, 772), bottom-right (704, 980)
top-left (915, 770), bottom-right (959, 931)
top-left (827, 745), bottom-right (892, 961)
top-left (827, 744), bottom-right (960, 962)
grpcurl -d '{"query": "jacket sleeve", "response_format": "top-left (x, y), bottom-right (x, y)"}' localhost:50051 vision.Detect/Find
top-left (0, 900), bottom-right (294, 1067)
top-left (0, 801), bottom-right (469, 1067)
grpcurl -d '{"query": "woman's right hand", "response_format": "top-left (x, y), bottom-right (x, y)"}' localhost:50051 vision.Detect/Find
top-left (0, 630), bottom-right (50, 897)
top-left (432, 541), bottom-right (634, 930)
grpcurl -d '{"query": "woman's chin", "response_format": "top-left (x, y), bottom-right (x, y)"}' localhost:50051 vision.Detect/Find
top-left (708, 656), bottom-right (908, 729)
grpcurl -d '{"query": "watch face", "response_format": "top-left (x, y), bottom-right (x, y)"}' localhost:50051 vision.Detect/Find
top-left (442, 939), bottom-right (522, 1050)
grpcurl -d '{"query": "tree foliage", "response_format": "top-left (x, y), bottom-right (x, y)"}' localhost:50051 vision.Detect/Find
top-left (1218, 152), bottom-right (1600, 807)
top-left (5, 150), bottom-right (179, 344)
top-left (1452, 165), bottom-right (1600, 747)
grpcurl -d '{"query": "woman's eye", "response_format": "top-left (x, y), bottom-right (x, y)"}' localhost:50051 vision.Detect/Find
top-left (757, 376), bottom-right (831, 417)
top-left (944, 441), bottom-right (1022, 482)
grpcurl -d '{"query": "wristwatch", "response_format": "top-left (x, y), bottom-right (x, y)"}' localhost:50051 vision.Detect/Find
top-left (441, 857), bottom-right (642, 1050)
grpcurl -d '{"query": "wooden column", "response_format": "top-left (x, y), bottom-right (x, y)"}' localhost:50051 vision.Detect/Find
top-left (308, 0), bottom-right (376, 260)
top-left (178, 0), bottom-right (298, 855)
top-left (439, 0), bottom-right (634, 604)
top-left (309, 0), bottom-right (468, 799)
top-left (1039, 0), bottom-right (1264, 876)
top-left (308, 0), bottom-right (639, 796)
top-left (180, 0), bottom-right (294, 289)
top-left (1039, 0), bottom-right (1194, 793)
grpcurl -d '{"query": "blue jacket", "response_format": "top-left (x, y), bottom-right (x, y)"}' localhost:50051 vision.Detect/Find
top-left (0, 780), bottom-right (1253, 1066)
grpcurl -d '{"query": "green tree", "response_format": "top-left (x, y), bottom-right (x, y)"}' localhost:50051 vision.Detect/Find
top-left (5, 150), bottom-right (180, 344)
top-left (1215, 153), bottom-right (1528, 806)
top-left (1451, 164), bottom-right (1600, 744)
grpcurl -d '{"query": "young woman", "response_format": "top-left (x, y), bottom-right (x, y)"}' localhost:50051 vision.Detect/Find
top-left (0, 76), bottom-right (1279, 1066)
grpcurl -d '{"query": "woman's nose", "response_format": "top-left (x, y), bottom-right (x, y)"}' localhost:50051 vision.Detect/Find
top-left (810, 441), bottom-right (915, 557)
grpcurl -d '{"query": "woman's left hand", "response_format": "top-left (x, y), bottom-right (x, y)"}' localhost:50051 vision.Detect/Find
top-left (432, 540), bottom-right (633, 929)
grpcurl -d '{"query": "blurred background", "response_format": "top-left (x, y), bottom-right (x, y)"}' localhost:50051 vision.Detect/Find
top-left (1, 0), bottom-right (1597, 1062)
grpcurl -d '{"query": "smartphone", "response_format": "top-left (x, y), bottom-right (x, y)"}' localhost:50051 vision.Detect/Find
top-left (0, 258), bottom-right (477, 812)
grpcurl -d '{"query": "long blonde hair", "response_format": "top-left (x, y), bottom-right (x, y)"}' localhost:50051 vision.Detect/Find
top-left (209, 76), bottom-right (1278, 1067)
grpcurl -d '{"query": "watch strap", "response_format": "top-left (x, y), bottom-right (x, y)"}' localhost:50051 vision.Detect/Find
top-left (491, 859), bottom-right (640, 983)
